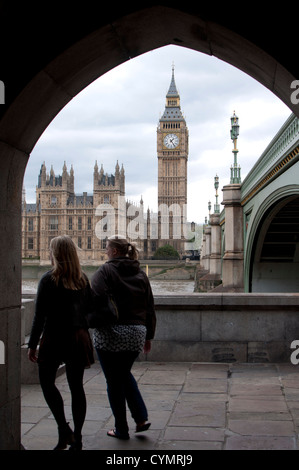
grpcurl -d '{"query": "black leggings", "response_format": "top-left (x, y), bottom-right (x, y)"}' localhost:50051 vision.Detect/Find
top-left (38, 360), bottom-right (86, 437)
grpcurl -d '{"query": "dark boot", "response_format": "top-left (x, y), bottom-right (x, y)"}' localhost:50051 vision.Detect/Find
top-left (53, 423), bottom-right (75, 450)
top-left (69, 432), bottom-right (82, 451)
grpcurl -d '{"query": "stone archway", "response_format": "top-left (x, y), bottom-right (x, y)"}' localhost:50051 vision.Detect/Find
top-left (249, 195), bottom-right (299, 292)
top-left (1, 5), bottom-right (299, 449)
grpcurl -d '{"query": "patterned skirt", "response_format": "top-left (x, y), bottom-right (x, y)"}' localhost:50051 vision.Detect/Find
top-left (93, 324), bottom-right (147, 352)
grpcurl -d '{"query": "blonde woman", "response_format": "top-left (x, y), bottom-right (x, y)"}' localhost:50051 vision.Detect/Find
top-left (91, 236), bottom-right (156, 440)
top-left (28, 235), bottom-right (94, 451)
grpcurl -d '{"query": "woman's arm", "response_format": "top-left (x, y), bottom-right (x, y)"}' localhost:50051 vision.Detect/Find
top-left (27, 274), bottom-right (50, 351)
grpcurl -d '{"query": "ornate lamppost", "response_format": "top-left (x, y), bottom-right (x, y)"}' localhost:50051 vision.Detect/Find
top-left (230, 111), bottom-right (241, 184)
top-left (214, 174), bottom-right (220, 213)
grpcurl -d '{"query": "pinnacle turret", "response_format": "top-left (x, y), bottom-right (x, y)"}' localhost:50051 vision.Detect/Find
top-left (160, 64), bottom-right (184, 122)
top-left (167, 64), bottom-right (179, 98)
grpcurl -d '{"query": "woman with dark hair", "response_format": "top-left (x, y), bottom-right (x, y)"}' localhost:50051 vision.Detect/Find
top-left (28, 235), bottom-right (94, 451)
top-left (91, 235), bottom-right (156, 440)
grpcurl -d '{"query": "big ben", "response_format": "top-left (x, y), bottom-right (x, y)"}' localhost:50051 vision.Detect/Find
top-left (157, 65), bottom-right (188, 253)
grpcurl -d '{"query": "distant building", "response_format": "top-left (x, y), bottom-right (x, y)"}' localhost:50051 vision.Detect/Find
top-left (22, 67), bottom-right (196, 264)
top-left (156, 64), bottom-right (189, 255)
top-left (22, 161), bottom-right (144, 264)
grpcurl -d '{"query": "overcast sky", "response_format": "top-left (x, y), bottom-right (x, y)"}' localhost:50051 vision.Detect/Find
top-left (23, 45), bottom-right (291, 223)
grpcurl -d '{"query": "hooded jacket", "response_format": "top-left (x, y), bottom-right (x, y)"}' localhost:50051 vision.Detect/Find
top-left (91, 257), bottom-right (156, 340)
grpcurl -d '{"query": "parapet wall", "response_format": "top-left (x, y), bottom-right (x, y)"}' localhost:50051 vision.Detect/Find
top-left (21, 293), bottom-right (299, 381)
top-left (144, 293), bottom-right (299, 363)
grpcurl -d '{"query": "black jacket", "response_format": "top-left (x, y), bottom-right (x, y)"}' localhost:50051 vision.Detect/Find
top-left (28, 271), bottom-right (93, 351)
top-left (91, 258), bottom-right (156, 340)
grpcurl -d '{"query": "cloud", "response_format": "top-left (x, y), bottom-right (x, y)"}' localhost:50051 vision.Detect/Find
top-left (24, 45), bottom-right (291, 223)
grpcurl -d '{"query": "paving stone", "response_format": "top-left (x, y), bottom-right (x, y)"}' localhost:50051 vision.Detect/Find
top-left (21, 362), bottom-right (299, 451)
top-left (21, 406), bottom-right (50, 424)
top-left (22, 434), bottom-right (58, 451)
top-left (157, 440), bottom-right (223, 450)
top-left (228, 419), bottom-right (295, 436)
top-left (230, 383), bottom-right (282, 396)
top-left (179, 392), bottom-right (227, 403)
top-left (184, 378), bottom-right (228, 393)
top-left (83, 406), bottom-right (112, 422)
top-left (139, 369), bottom-right (187, 385)
top-left (189, 363), bottom-right (229, 378)
top-left (229, 398), bottom-right (289, 413)
top-left (169, 401), bottom-right (226, 427)
top-left (22, 417), bottom-right (58, 438)
top-left (283, 390), bottom-right (299, 401)
top-left (87, 429), bottom-right (160, 451)
top-left (228, 411), bottom-right (292, 421)
top-left (145, 362), bottom-right (192, 371)
top-left (21, 389), bottom-right (47, 407)
top-left (225, 435), bottom-right (296, 450)
top-left (164, 426), bottom-right (225, 442)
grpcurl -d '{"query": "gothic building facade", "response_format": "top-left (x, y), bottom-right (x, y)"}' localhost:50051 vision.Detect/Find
top-left (22, 161), bottom-right (145, 264)
top-left (22, 67), bottom-right (189, 264)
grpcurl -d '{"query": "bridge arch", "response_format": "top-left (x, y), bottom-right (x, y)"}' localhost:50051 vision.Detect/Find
top-left (245, 186), bottom-right (299, 292)
top-left (1, 5), bottom-right (299, 449)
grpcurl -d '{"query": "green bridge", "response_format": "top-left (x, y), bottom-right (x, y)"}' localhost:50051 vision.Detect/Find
top-left (199, 113), bottom-right (299, 293)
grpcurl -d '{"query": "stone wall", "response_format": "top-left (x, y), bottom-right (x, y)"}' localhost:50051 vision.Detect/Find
top-left (21, 293), bottom-right (299, 380)
top-left (144, 293), bottom-right (299, 363)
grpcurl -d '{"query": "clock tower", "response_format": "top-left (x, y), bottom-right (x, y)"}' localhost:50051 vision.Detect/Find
top-left (157, 65), bottom-right (188, 253)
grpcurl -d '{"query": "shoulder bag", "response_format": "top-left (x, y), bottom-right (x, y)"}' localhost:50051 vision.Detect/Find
top-left (87, 265), bottom-right (119, 328)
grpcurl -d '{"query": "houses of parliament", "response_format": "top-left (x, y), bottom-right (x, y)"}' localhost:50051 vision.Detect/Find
top-left (22, 67), bottom-right (190, 264)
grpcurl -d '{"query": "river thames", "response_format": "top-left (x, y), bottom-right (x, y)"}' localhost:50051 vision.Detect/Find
top-left (22, 278), bottom-right (195, 295)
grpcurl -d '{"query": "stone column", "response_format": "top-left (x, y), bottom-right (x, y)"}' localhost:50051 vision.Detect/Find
top-left (209, 213), bottom-right (221, 278)
top-left (202, 225), bottom-right (211, 272)
top-left (200, 235), bottom-right (206, 270)
top-left (0, 142), bottom-right (27, 449)
top-left (221, 184), bottom-right (244, 290)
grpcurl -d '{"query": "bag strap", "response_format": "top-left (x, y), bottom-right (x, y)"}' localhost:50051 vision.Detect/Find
top-left (105, 263), bottom-right (119, 319)
top-left (105, 262), bottom-right (114, 293)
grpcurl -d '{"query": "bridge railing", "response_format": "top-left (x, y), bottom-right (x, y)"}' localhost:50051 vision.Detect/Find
top-left (241, 113), bottom-right (299, 202)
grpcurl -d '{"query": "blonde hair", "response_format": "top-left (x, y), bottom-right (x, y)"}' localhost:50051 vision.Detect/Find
top-left (108, 235), bottom-right (139, 260)
top-left (50, 235), bottom-right (87, 290)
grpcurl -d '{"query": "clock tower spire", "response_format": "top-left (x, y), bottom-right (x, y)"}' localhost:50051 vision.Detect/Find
top-left (157, 65), bottom-right (189, 253)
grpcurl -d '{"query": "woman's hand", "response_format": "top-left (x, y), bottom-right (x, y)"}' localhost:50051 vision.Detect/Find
top-left (143, 340), bottom-right (151, 354)
top-left (28, 348), bottom-right (38, 363)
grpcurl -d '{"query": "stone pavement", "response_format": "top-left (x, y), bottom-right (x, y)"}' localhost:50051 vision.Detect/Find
top-left (21, 361), bottom-right (299, 451)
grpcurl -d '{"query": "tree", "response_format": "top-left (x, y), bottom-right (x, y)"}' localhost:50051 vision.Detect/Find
top-left (153, 244), bottom-right (180, 260)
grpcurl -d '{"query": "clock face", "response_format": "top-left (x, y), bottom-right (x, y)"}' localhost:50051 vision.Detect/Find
top-left (164, 133), bottom-right (179, 149)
